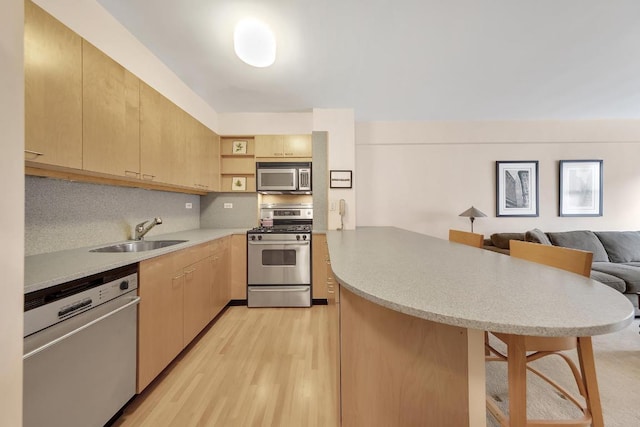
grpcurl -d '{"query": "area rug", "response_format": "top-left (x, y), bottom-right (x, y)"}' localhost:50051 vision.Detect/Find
top-left (486, 319), bottom-right (640, 426)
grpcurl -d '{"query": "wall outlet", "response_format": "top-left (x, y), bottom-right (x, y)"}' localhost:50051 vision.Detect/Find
top-left (224, 203), bottom-right (233, 209)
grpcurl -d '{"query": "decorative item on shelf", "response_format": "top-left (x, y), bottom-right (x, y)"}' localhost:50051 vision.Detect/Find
top-left (232, 176), bottom-right (246, 191)
top-left (458, 206), bottom-right (486, 233)
top-left (232, 140), bottom-right (248, 154)
top-left (559, 160), bottom-right (603, 217)
top-left (496, 160), bottom-right (539, 217)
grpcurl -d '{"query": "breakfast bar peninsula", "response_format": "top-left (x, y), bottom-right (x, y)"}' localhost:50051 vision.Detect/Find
top-left (326, 227), bottom-right (634, 427)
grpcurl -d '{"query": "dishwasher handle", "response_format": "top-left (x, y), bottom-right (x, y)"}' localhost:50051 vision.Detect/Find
top-left (24, 296), bottom-right (141, 360)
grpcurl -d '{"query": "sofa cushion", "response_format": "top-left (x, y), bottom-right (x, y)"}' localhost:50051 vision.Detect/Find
top-left (589, 269), bottom-right (627, 293)
top-left (524, 228), bottom-right (552, 245)
top-left (594, 231), bottom-right (640, 263)
top-left (591, 262), bottom-right (640, 293)
top-left (547, 230), bottom-right (610, 262)
top-left (490, 233), bottom-right (525, 250)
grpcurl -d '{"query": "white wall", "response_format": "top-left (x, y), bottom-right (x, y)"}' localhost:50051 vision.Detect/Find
top-left (0, 0), bottom-right (24, 423)
top-left (356, 120), bottom-right (640, 239)
top-left (33, 0), bottom-right (219, 131)
top-left (313, 109), bottom-right (356, 230)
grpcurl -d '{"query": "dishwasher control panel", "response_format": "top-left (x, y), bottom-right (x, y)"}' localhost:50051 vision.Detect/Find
top-left (24, 264), bottom-right (138, 337)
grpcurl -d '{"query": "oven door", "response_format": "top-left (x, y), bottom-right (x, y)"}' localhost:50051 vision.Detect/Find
top-left (247, 239), bottom-right (311, 285)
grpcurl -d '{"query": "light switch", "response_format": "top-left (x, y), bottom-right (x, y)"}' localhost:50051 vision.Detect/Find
top-left (185, 203), bottom-right (193, 209)
top-left (224, 203), bottom-right (233, 209)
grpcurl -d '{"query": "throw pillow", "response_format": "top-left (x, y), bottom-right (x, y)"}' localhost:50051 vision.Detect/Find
top-left (546, 230), bottom-right (610, 262)
top-left (490, 233), bottom-right (525, 249)
top-left (524, 228), bottom-right (552, 245)
top-left (594, 231), bottom-right (640, 263)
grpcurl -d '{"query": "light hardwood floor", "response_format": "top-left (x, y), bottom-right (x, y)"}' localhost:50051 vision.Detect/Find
top-left (114, 306), bottom-right (339, 427)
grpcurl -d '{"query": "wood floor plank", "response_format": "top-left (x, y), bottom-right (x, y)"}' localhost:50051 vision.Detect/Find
top-left (114, 306), bottom-right (339, 427)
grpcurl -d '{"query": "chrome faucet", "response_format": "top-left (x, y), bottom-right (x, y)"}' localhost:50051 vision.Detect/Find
top-left (134, 217), bottom-right (163, 240)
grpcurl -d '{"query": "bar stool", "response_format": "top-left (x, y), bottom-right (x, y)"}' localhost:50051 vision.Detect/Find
top-left (486, 240), bottom-right (604, 427)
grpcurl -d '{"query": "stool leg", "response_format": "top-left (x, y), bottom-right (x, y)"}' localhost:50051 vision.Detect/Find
top-left (507, 334), bottom-right (527, 427)
top-left (577, 336), bottom-right (604, 427)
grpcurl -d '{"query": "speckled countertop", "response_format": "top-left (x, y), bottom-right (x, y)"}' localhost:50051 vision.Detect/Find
top-left (25, 228), bottom-right (247, 294)
top-left (327, 227), bottom-right (635, 337)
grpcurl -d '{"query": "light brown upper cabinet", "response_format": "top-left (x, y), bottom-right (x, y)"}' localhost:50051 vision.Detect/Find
top-left (24, 0), bottom-right (82, 169)
top-left (186, 117), bottom-right (220, 191)
top-left (82, 41), bottom-right (140, 178)
top-left (254, 134), bottom-right (312, 159)
top-left (140, 82), bottom-right (188, 186)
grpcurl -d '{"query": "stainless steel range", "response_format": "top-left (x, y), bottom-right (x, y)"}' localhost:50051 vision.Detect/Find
top-left (247, 203), bottom-right (313, 307)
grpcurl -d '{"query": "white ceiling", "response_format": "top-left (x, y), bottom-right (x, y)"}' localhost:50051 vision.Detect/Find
top-left (96, 0), bottom-right (640, 122)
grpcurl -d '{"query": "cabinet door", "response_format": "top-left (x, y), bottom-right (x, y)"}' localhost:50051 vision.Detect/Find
top-left (140, 82), bottom-right (187, 186)
top-left (283, 134), bottom-right (312, 157)
top-left (183, 257), bottom-right (214, 344)
top-left (211, 237), bottom-right (231, 318)
top-left (138, 253), bottom-right (185, 392)
top-left (312, 234), bottom-right (328, 299)
top-left (230, 234), bottom-right (247, 300)
top-left (24, 0), bottom-right (82, 169)
top-left (188, 120), bottom-right (219, 191)
top-left (255, 135), bottom-right (284, 158)
top-left (82, 41), bottom-right (140, 178)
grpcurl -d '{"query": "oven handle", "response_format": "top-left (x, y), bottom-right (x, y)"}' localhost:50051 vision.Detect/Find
top-left (247, 241), bottom-right (310, 246)
top-left (23, 296), bottom-right (141, 360)
top-left (249, 286), bottom-right (310, 292)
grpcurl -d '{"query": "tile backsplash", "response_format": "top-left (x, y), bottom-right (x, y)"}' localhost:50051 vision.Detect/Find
top-left (25, 176), bottom-right (200, 256)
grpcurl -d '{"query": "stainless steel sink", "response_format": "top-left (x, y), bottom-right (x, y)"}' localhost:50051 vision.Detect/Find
top-left (90, 240), bottom-right (188, 253)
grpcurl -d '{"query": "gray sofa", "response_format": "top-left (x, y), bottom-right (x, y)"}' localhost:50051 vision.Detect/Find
top-left (484, 229), bottom-right (640, 316)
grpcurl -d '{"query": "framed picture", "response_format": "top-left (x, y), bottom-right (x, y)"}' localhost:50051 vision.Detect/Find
top-left (330, 170), bottom-right (352, 188)
top-left (496, 161), bottom-right (539, 217)
top-left (232, 140), bottom-right (247, 154)
top-left (559, 160), bottom-right (603, 217)
top-left (231, 176), bottom-right (246, 191)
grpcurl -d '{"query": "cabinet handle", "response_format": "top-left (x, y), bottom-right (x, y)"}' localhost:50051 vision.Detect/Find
top-left (25, 150), bottom-right (44, 157)
top-left (142, 174), bottom-right (155, 180)
top-left (125, 170), bottom-right (140, 178)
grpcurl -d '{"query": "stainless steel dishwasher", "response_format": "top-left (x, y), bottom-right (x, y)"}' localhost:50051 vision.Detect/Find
top-left (23, 264), bottom-right (140, 427)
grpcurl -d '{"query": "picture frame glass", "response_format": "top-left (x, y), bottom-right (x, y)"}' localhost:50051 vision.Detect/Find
top-left (496, 161), bottom-right (539, 217)
top-left (232, 176), bottom-right (247, 191)
top-left (559, 160), bottom-right (603, 217)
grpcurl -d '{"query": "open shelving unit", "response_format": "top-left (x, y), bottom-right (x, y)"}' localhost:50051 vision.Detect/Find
top-left (219, 137), bottom-right (256, 192)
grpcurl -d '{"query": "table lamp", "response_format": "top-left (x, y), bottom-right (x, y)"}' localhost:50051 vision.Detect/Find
top-left (458, 206), bottom-right (487, 233)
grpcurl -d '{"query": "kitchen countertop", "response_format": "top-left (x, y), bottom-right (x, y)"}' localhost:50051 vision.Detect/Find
top-left (327, 227), bottom-right (635, 337)
top-left (25, 228), bottom-right (247, 294)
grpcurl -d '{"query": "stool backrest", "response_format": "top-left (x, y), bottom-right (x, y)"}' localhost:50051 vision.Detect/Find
top-left (509, 240), bottom-right (592, 277)
top-left (448, 229), bottom-right (484, 248)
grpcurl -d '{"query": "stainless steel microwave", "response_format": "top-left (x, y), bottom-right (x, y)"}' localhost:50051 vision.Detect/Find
top-left (256, 162), bottom-right (312, 194)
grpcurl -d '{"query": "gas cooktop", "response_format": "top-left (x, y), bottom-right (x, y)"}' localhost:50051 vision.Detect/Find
top-left (248, 224), bottom-right (312, 234)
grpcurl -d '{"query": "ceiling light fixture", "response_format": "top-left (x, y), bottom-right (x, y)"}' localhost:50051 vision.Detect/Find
top-left (233, 18), bottom-right (276, 68)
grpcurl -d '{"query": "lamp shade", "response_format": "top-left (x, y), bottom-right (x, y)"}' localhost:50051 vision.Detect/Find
top-left (458, 206), bottom-right (486, 232)
top-left (458, 206), bottom-right (487, 219)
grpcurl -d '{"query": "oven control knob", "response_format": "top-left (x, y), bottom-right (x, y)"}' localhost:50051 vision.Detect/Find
top-left (258, 235), bottom-right (262, 241)
top-left (119, 280), bottom-right (129, 291)
top-left (296, 235), bottom-right (301, 240)
top-left (250, 235), bottom-right (255, 241)
top-left (302, 235), bottom-right (307, 240)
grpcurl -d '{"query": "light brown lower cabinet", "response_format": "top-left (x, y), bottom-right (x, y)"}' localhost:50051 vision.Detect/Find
top-left (327, 259), bottom-right (341, 423)
top-left (312, 234), bottom-right (328, 299)
top-left (137, 237), bottom-right (231, 393)
top-left (183, 256), bottom-right (214, 345)
top-left (230, 234), bottom-right (247, 300)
